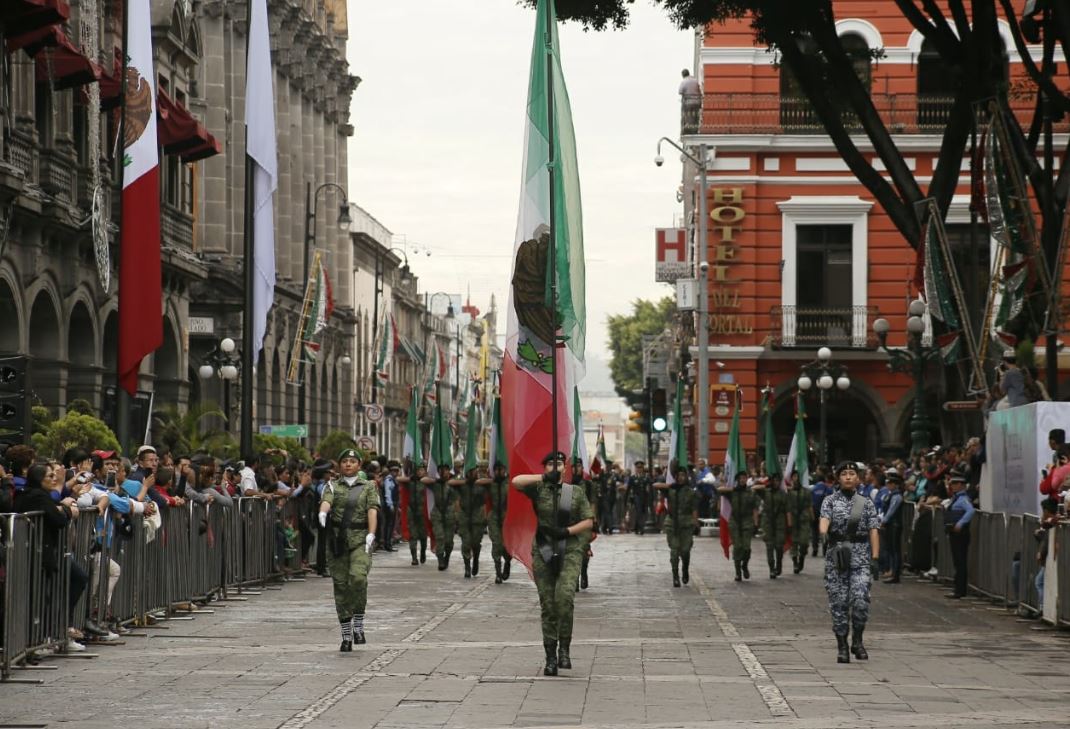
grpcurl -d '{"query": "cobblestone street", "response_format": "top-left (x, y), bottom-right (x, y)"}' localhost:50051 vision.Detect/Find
top-left (3, 533), bottom-right (1070, 729)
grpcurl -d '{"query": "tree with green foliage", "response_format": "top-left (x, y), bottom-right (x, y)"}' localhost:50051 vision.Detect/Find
top-left (534, 0), bottom-right (1070, 346)
top-left (152, 402), bottom-right (232, 457)
top-left (315, 430), bottom-right (358, 461)
top-left (66, 399), bottom-right (96, 416)
top-left (252, 433), bottom-right (311, 464)
top-left (33, 412), bottom-right (121, 459)
top-left (32, 405), bottom-right (53, 436)
top-left (607, 297), bottom-right (676, 398)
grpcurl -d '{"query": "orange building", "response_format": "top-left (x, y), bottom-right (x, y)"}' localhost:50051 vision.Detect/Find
top-left (675, 2), bottom-right (1068, 464)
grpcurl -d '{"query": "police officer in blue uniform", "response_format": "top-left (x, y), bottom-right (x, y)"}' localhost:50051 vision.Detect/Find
top-left (945, 466), bottom-right (975, 599)
top-left (819, 461), bottom-right (880, 663)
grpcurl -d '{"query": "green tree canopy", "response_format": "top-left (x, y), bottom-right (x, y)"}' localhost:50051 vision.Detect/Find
top-left (315, 430), bottom-right (358, 461)
top-left (152, 402), bottom-right (229, 457)
top-left (33, 412), bottom-right (121, 459)
top-left (606, 296), bottom-right (675, 398)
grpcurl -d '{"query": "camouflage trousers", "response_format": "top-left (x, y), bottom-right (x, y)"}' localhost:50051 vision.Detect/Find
top-left (730, 533), bottom-right (753, 563)
top-left (457, 517), bottom-right (485, 559)
top-left (407, 508), bottom-right (427, 541)
top-left (532, 547), bottom-right (584, 642)
top-left (824, 557), bottom-right (871, 635)
top-left (431, 510), bottom-right (456, 559)
top-left (665, 526), bottom-right (694, 568)
top-left (327, 547), bottom-right (372, 622)
top-left (488, 517), bottom-right (509, 562)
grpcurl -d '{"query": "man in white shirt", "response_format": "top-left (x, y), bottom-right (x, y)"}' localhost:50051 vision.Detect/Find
top-left (239, 454), bottom-right (260, 496)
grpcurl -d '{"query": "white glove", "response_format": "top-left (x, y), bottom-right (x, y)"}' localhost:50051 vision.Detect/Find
top-left (318, 511), bottom-right (327, 528)
top-left (365, 533), bottom-right (376, 554)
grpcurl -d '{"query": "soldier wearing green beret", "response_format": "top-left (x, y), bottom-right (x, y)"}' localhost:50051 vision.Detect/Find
top-left (450, 462), bottom-right (490, 578)
top-left (654, 462), bottom-right (699, 588)
top-left (487, 461), bottom-right (512, 584)
top-left (318, 449), bottom-right (379, 651)
top-left (754, 477), bottom-right (791, 579)
top-left (513, 451), bottom-right (594, 677)
top-left (718, 472), bottom-right (760, 581)
top-left (421, 463), bottom-right (459, 570)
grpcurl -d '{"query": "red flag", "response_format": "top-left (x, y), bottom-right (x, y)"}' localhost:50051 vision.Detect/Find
top-left (117, 0), bottom-right (161, 395)
top-left (719, 515), bottom-right (732, 560)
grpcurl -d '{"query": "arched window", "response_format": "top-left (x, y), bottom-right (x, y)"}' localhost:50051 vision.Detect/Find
top-left (917, 36), bottom-right (1007, 129)
top-left (779, 33), bottom-right (870, 132)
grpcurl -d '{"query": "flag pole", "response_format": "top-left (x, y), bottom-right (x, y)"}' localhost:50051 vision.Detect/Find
top-left (115, 0), bottom-right (130, 453)
top-left (544, 0), bottom-right (559, 470)
top-left (239, 2), bottom-right (255, 458)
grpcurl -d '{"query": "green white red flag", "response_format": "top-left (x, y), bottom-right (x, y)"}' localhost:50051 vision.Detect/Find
top-left (302, 253), bottom-right (333, 359)
top-left (720, 389), bottom-right (744, 559)
top-left (502, 0), bottom-right (587, 574)
top-left (118, 0), bottom-right (161, 394)
top-left (784, 392), bottom-right (810, 489)
top-left (403, 386), bottom-right (423, 469)
top-left (374, 311), bottom-right (397, 387)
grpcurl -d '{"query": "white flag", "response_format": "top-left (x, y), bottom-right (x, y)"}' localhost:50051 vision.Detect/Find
top-left (246, 0), bottom-right (278, 364)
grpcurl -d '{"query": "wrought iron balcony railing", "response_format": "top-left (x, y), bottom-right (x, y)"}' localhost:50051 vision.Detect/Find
top-left (770, 305), bottom-right (878, 349)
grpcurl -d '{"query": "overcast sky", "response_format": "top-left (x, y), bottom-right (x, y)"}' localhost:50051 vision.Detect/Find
top-left (346, 1), bottom-right (690, 389)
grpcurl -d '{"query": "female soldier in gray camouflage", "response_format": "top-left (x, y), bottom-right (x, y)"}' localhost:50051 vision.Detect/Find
top-left (513, 451), bottom-right (594, 677)
top-left (819, 461), bottom-right (880, 663)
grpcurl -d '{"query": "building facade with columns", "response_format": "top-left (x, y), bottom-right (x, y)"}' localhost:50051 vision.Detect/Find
top-left (677, 1), bottom-right (1069, 465)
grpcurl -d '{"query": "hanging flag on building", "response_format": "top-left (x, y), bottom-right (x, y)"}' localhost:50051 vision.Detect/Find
top-left (117, 0), bottom-right (161, 395)
top-left (301, 251), bottom-right (334, 359)
top-left (245, 0), bottom-right (277, 365)
top-left (784, 391), bottom-right (810, 489)
top-left (374, 311), bottom-right (397, 387)
top-left (423, 339), bottom-right (439, 404)
top-left (502, 0), bottom-right (587, 574)
top-left (720, 388), bottom-right (744, 559)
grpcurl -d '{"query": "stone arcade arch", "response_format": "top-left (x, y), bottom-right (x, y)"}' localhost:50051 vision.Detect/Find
top-left (28, 288), bottom-right (63, 410)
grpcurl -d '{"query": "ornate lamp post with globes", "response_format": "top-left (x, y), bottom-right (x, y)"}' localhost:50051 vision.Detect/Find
top-left (797, 347), bottom-right (851, 467)
top-left (873, 299), bottom-right (938, 455)
top-left (198, 337), bottom-right (241, 433)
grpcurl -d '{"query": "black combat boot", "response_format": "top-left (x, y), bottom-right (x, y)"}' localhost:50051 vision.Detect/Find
top-left (494, 557), bottom-right (503, 584)
top-left (443, 552), bottom-right (451, 569)
top-left (543, 640), bottom-right (558, 676)
top-left (742, 559), bottom-right (750, 580)
top-left (798, 553), bottom-right (806, 573)
top-left (437, 553), bottom-right (447, 571)
top-left (502, 557), bottom-right (511, 581)
top-left (580, 561), bottom-right (588, 590)
top-left (836, 633), bottom-right (851, 664)
top-left (463, 556), bottom-right (472, 578)
top-left (775, 549), bottom-right (784, 577)
top-left (672, 564), bottom-right (681, 588)
top-left (410, 543), bottom-right (419, 566)
top-left (792, 553), bottom-right (800, 574)
top-left (557, 639), bottom-right (572, 669)
top-left (734, 561), bottom-right (743, 581)
top-left (420, 538), bottom-right (427, 564)
top-left (681, 553), bottom-right (690, 585)
top-left (472, 546), bottom-right (480, 576)
top-left (768, 551), bottom-right (777, 579)
top-left (851, 626), bottom-right (868, 660)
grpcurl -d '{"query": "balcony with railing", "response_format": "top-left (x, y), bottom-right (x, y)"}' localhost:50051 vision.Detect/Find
top-left (770, 305), bottom-right (879, 349)
top-left (161, 204), bottom-right (194, 250)
top-left (685, 93), bottom-right (1068, 136)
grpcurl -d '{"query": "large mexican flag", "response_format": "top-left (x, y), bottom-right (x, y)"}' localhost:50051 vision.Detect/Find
top-left (502, 0), bottom-right (586, 574)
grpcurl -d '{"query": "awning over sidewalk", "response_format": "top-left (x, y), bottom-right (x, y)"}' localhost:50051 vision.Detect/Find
top-left (32, 30), bottom-right (102, 90)
top-left (0, 0), bottom-right (69, 37)
top-left (157, 89), bottom-right (222, 162)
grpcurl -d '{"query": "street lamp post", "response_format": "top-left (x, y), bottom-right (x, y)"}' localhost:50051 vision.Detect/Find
top-left (797, 347), bottom-right (850, 467)
top-left (873, 299), bottom-right (940, 455)
top-left (370, 246), bottom-right (412, 436)
top-left (300, 181), bottom-right (351, 432)
top-left (656, 137), bottom-right (708, 463)
top-left (425, 291), bottom-right (457, 406)
top-left (198, 337), bottom-right (241, 432)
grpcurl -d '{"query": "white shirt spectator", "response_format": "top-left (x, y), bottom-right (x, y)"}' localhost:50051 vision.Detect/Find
top-left (239, 466), bottom-right (258, 495)
top-left (679, 74), bottom-right (701, 98)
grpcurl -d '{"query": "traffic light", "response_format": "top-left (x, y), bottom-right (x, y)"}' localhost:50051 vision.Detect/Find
top-left (627, 404), bottom-right (648, 432)
top-left (0, 354), bottom-right (29, 447)
top-left (651, 388), bottom-right (668, 432)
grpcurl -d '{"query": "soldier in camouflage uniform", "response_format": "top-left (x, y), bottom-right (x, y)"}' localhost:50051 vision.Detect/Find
top-left (451, 462), bottom-right (490, 579)
top-left (571, 455), bottom-right (597, 590)
top-left (421, 464), bottom-right (459, 571)
top-left (487, 461), bottom-right (512, 584)
top-left (785, 471), bottom-right (813, 573)
top-left (820, 461), bottom-right (880, 663)
top-left (514, 452), bottom-right (594, 677)
top-left (717, 472), bottom-right (760, 581)
top-left (397, 463), bottom-right (429, 566)
top-left (654, 463), bottom-right (699, 587)
top-left (318, 449), bottom-right (380, 651)
top-left (754, 478), bottom-right (790, 578)
top-left (596, 465), bottom-right (615, 534)
top-left (627, 461), bottom-right (652, 535)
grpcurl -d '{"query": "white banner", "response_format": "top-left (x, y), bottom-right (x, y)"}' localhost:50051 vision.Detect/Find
top-left (984, 401), bottom-right (1070, 515)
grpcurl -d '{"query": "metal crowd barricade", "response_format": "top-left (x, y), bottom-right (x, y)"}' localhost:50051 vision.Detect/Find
top-left (1019, 514), bottom-right (1042, 615)
top-left (968, 511), bottom-right (1010, 602)
top-left (1006, 514), bottom-right (1024, 605)
top-left (1, 512), bottom-right (70, 682)
top-left (1057, 522), bottom-right (1070, 627)
top-left (899, 501), bottom-right (915, 569)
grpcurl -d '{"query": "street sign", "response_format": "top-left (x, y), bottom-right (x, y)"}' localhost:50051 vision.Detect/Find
top-left (188, 316), bottom-right (214, 335)
top-left (676, 278), bottom-right (697, 311)
top-left (364, 403), bottom-right (384, 423)
top-left (259, 424), bottom-right (308, 438)
top-left (357, 435), bottom-right (376, 452)
top-left (942, 400), bottom-right (982, 412)
top-left (655, 228), bottom-right (690, 283)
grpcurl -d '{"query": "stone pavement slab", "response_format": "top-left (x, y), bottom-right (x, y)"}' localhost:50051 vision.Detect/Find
top-left (4, 533), bottom-right (1070, 728)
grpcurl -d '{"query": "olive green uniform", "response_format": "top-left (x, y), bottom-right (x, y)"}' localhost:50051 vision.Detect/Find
top-left (429, 478), bottom-right (458, 565)
top-left (487, 475), bottom-right (511, 578)
top-left (405, 479), bottom-right (429, 563)
top-left (519, 477), bottom-right (594, 645)
top-left (456, 478), bottom-right (488, 575)
top-left (725, 488), bottom-right (759, 576)
top-left (759, 486), bottom-right (790, 577)
top-left (785, 484), bottom-right (813, 572)
top-left (663, 484), bottom-right (698, 575)
top-left (321, 477), bottom-right (380, 623)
